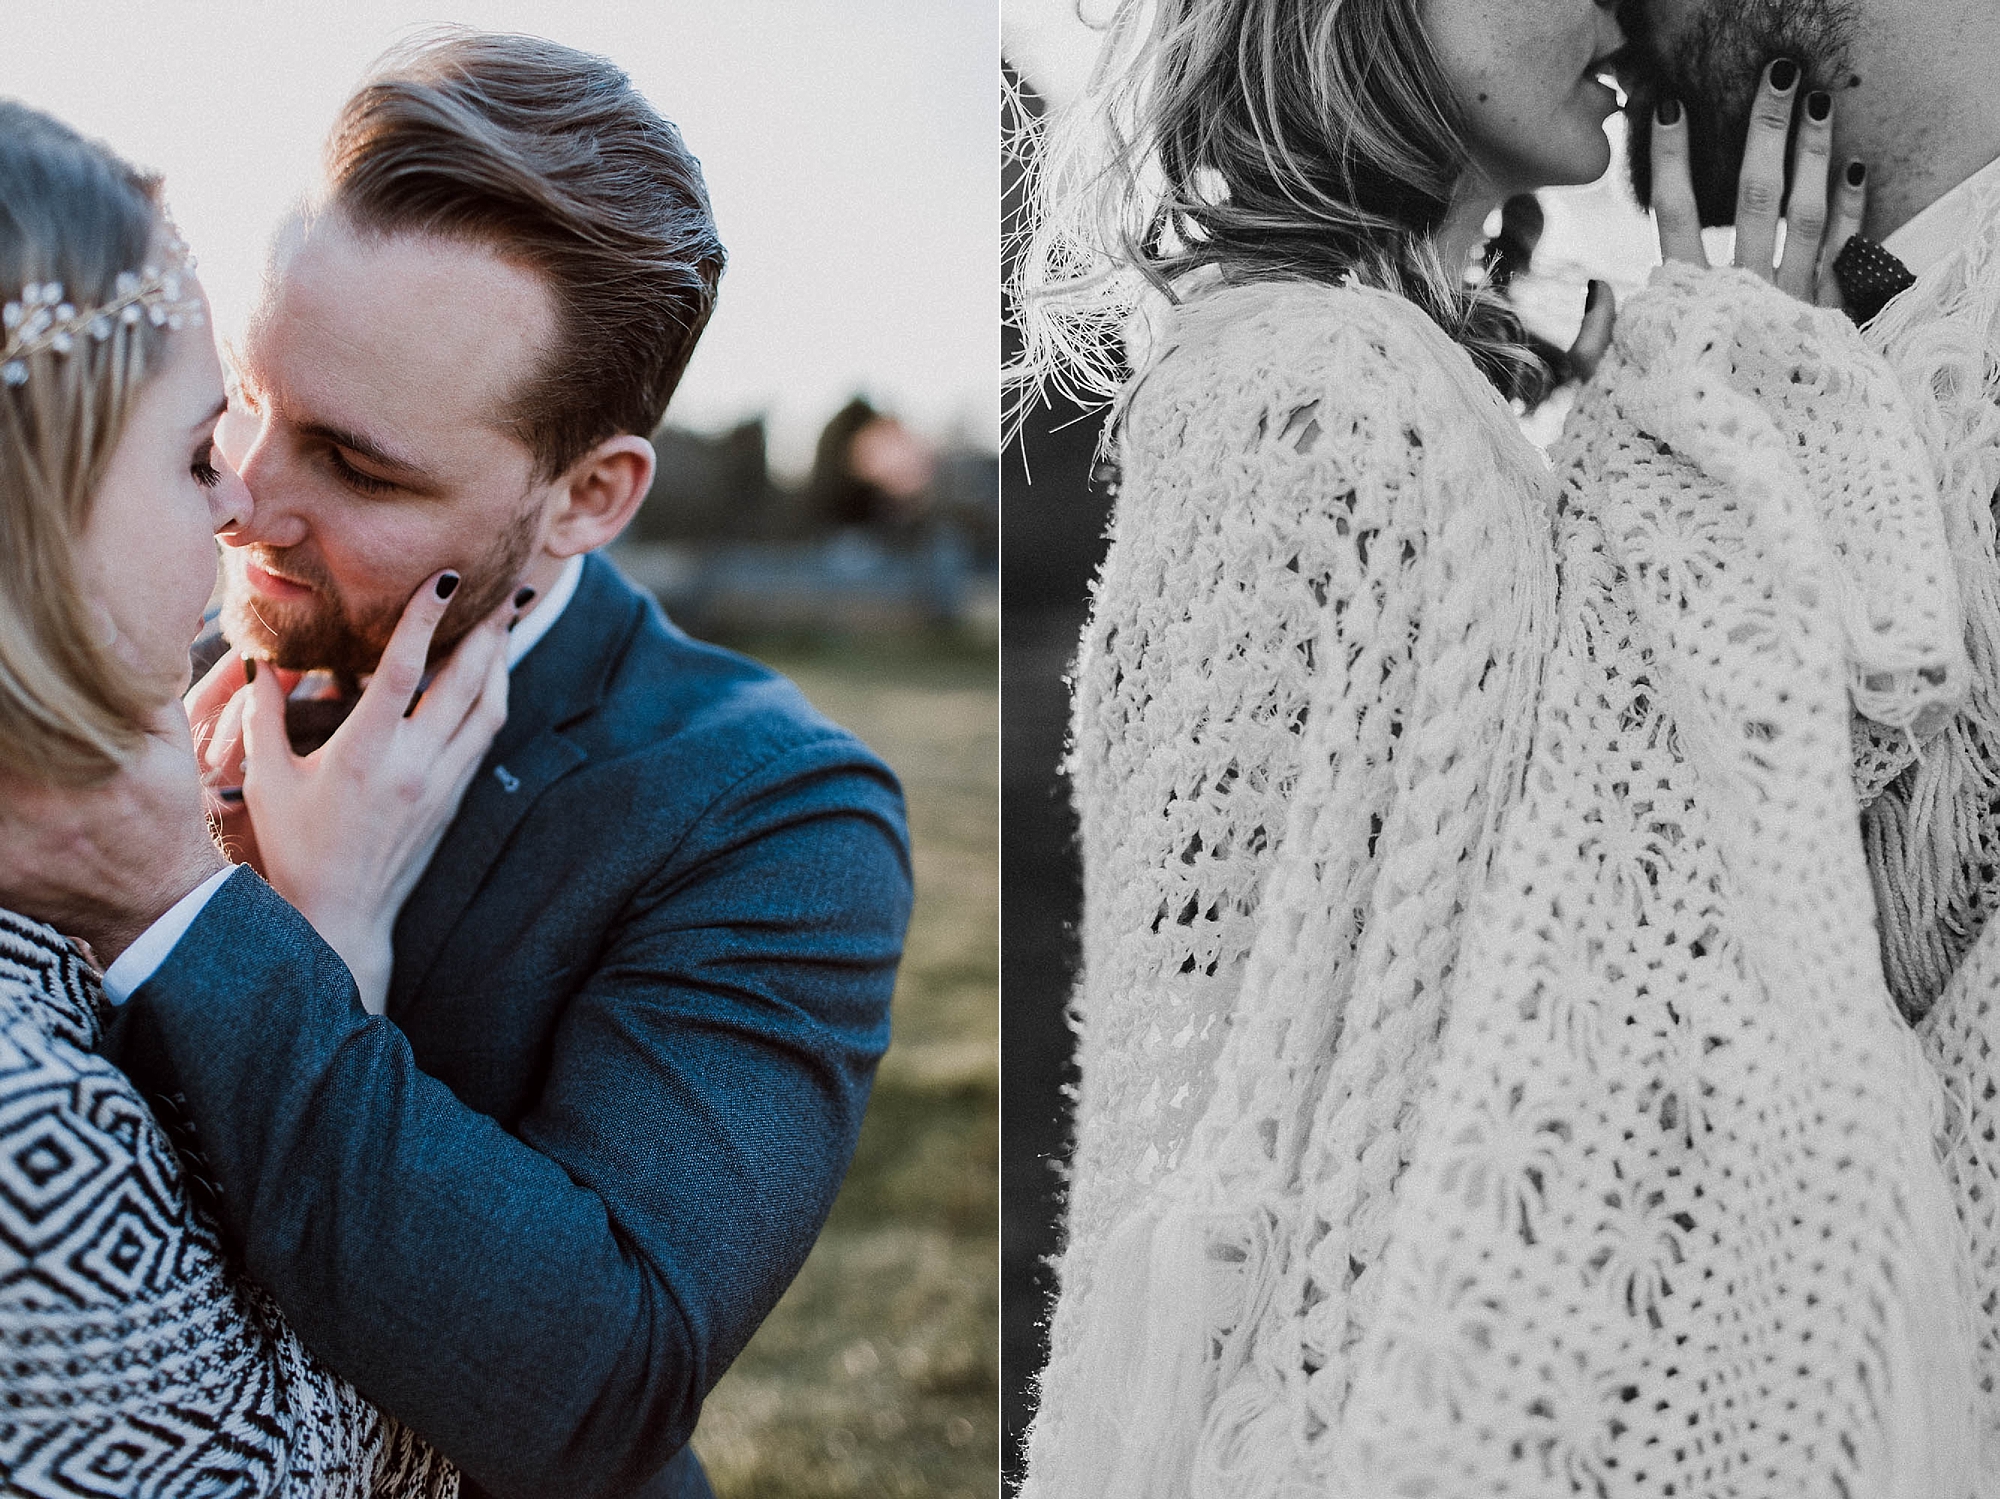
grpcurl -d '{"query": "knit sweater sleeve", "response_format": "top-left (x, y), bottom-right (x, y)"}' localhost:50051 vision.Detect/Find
top-left (1061, 282), bottom-right (1547, 1266)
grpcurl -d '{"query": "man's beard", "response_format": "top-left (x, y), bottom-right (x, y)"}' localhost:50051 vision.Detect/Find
top-left (1619, 0), bottom-right (1858, 226)
top-left (220, 503), bottom-right (540, 680)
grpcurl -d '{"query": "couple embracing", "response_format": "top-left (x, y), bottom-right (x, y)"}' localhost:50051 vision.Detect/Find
top-left (1020, 0), bottom-right (2000, 1494)
top-left (0, 28), bottom-right (911, 1499)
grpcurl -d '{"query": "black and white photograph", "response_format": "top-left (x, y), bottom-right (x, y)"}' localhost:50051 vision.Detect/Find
top-left (1003, 0), bottom-right (2000, 1494)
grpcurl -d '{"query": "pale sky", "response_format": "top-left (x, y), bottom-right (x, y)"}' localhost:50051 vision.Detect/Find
top-left (2, 0), bottom-right (998, 476)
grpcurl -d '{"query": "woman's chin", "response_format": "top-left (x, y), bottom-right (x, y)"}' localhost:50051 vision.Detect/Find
top-left (122, 638), bottom-right (197, 707)
top-left (1535, 135), bottom-right (1616, 191)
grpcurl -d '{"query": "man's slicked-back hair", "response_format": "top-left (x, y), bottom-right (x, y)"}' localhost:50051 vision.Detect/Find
top-left (324, 28), bottom-right (725, 479)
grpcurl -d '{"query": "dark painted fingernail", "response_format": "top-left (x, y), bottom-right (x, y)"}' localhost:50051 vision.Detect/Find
top-left (1656, 97), bottom-right (1682, 126)
top-left (1806, 90), bottom-right (1831, 121)
top-left (435, 571), bottom-right (460, 600)
top-left (242, 655), bottom-right (257, 683)
top-left (1770, 59), bottom-right (1799, 91)
top-left (1585, 279), bottom-right (1605, 310)
top-left (1847, 159), bottom-right (1867, 186)
top-left (513, 586), bottom-right (537, 609)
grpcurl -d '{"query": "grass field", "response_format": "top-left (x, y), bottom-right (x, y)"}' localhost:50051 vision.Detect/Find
top-left (689, 632), bottom-right (998, 1499)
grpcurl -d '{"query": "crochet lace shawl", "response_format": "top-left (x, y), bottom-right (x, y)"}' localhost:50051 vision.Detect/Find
top-left (0, 907), bottom-right (456, 1498)
top-left (1027, 259), bottom-right (2000, 1497)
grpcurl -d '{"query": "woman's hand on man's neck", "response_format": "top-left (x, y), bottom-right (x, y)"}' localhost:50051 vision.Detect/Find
top-left (0, 704), bottom-right (226, 966)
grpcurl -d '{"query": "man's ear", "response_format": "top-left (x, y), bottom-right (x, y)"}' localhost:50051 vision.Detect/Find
top-left (544, 434), bottom-right (656, 558)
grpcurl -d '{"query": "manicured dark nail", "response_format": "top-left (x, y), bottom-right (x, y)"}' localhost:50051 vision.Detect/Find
top-left (1847, 159), bottom-right (1867, 186)
top-left (242, 655), bottom-right (257, 683)
top-left (1806, 90), bottom-right (1831, 121)
top-left (1656, 97), bottom-right (1682, 126)
top-left (1585, 280), bottom-right (1605, 311)
top-left (435, 571), bottom-right (460, 600)
top-left (1769, 59), bottom-right (1799, 91)
top-left (513, 586), bottom-right (537, 609)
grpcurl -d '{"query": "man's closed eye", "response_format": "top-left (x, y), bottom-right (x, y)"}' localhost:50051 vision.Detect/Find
top-left (328, 446), bottom-right (398, 495)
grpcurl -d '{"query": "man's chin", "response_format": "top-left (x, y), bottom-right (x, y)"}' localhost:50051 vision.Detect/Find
top-left (217, 589), bottom-right (389, 679)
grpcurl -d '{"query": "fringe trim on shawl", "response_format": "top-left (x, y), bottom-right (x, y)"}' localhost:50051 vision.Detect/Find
top-left (1864, 213), bottom-right (2000, 1021)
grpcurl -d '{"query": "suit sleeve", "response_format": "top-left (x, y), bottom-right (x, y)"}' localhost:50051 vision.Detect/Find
top-left (96, 739), bottom-right (911, 1499)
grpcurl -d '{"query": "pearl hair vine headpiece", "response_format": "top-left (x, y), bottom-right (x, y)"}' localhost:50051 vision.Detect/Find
top-left (1, 231), bottom-right (203, 388)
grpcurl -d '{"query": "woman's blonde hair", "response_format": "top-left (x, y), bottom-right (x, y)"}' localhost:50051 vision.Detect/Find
top-left (1007, 0), bottom-right (1553, 430)
top-left (0, 102), bottom-right (177, 785)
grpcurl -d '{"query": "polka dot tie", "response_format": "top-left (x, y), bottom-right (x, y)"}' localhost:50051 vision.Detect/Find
top-left (1831, 234), bottom-right (1918, 324)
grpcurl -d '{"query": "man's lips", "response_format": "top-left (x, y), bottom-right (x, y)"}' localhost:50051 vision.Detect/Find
top-left (244, 561), bottom-right (315, 601)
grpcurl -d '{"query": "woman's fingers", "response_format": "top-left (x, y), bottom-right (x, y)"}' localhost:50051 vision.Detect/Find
top-left (237, 659), bottom-right (298, 797)
top-left (1567, 281), bottom-right (1617, 382)
top-left (408, 603), bottom-right (509, 740)
top-left (184, 648), bottom-right (248, 755)
top-left (1733, 58), bottom-right (1802, 279)
top-left (346, 569), bottom-right (461, 736)
top-left (1817, 160), bottom-right (1869, 307)
top-left (436, 634), bottom-right (512, 802)
top-left (379, 634), bottom-right (510, 919)
top-left (1650, 99), bottom-right (1707, 266)
top-left (203, 684), bottom-right (250, 776)
top-left (1774, 90), bottom-right (1835, 299)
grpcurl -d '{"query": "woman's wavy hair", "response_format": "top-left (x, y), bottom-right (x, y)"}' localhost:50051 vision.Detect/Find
top-left (0, 101), bottom-right (176, 785)
top-left (1007, 0), bottom-right (1557, 434)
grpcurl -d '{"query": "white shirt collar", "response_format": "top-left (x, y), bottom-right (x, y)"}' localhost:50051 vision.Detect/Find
top-left (1883, 153), bottom-right (2000, 279)
top-left (504, 552), bottom-right (585, 669)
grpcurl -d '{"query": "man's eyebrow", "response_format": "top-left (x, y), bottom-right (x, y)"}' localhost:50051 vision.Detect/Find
top-left (299, 419), bottom-right (437, 483)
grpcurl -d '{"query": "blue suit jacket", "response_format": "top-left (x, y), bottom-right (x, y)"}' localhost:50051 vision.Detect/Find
top-left (100, 555), bottom-right (912, 1499)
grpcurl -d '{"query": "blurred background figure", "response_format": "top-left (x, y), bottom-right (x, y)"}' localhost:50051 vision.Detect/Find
top-left (617, 393), bottom-right (997, 634)
top-left (0, 5), bottom-right (996, 1496)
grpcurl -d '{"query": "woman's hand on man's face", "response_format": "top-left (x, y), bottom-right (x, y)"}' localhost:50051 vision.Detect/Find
top-left (199, 571), bottom-right (517, 1014)
top-left (1649, 58), bottom-right (1867, 307)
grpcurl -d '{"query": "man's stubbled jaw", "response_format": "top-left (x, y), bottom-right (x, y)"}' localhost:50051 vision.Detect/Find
top-left (1618, 0), bottom-right (1859, 226)
top-left (219, 500), bottom-right (540, 680)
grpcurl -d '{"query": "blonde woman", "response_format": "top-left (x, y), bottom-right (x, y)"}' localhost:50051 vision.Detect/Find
top-left (1012, 0), bottom-right (1991, 1494)
top-left (0, 103), bottom-right (511, 1495)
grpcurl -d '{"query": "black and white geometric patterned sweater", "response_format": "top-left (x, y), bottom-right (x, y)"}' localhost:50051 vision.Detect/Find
top-left (0, 906), bottom-right (457, 1498)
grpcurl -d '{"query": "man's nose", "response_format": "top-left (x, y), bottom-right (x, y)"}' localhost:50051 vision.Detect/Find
top-left (225, 414), bottom-right (310, 549)
top-left (209, 459), bottom-right (252, 537)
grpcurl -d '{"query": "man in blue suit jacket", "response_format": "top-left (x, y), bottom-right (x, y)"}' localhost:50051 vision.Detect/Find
top-left (104, 554), bottom-right (910, 1499)
top-left (0, 32), bottom-right (911, 1499)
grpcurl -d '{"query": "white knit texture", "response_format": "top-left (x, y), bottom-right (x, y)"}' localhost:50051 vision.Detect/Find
top-left (1028, 254), bottom-right (1997, 1497)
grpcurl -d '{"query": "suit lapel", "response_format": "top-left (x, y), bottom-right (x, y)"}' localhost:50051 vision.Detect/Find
top-left (387, 556), bottom-right (647, 1014)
